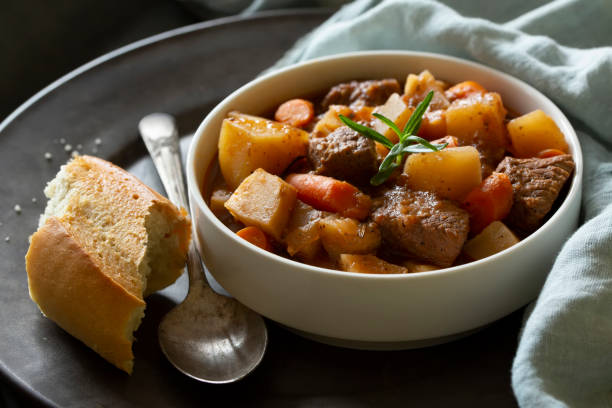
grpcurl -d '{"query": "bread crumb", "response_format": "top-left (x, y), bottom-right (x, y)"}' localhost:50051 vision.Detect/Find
top-left (64, 144), bottom-right (72, 152)
top-left (44, 152), bottom-right (53, 161)
top-left (14, 204), bottom-right (22, 214)
top-left (71, 151), bottom-right (80, 158)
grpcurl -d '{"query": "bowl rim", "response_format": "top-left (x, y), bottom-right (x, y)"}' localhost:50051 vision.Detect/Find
top-left (186, 50), bottom-right (583, 282)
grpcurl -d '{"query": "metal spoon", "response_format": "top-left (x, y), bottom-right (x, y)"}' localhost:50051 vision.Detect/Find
top-left (139, 112), bottom-right (268, 383)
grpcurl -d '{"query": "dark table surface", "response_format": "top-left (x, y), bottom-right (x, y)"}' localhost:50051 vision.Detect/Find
top-left (1, 2), bottom-right (522, 406)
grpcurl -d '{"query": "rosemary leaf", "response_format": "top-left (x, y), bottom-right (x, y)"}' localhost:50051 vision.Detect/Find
top-left (372, 113), bottom-right (402, 141)
top-left (339, 115), bottom-right (393, 149)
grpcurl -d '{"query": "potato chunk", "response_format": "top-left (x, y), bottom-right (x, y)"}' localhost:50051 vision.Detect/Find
top-left (283, 201), bottom-right (323, 260)
top-left (403, 146), bottom-right (482, 201)
top-left (372, 93), bottom-right (413, 143)
top-left (462, 221), bottom-right (519, 260)
top-left (224, 168), bottom-right (297, 240)
top-left (507, 109), bottom-right (569, 158)
top-left (312, 105), bottom-right (373, 138)
top-left (402, 260), bottom-right (438, 273)
top-left (445, 92), bottom-right (507, 148)
top-left (218, 112), bottom-right (308, 189)
top-left (319, 216), bottom-right (381, 259)
top-left (339, 254), bottom-right (407, 274)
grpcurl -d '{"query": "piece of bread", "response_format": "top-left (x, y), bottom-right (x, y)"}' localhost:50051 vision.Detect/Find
top-left (25, 155), bottom-right (190, 374)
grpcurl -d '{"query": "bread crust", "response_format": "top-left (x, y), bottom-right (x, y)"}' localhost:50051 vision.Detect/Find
top-left (25, 155), bottom-right (191, 373)
top-left (26, 217), bottom-right (145, 374)
top-left (73, 156), bottom-right (190, 296)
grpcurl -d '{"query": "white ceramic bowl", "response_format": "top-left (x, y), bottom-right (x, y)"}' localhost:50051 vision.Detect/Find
top-left (186, 51), bottom-right (582, 348)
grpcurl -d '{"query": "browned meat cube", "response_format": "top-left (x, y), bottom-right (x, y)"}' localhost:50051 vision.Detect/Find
top-left (321, 79), bottom-right (401, 109)
top-left (372, 186), bottom-right (469, 267)
top-left (308, 126), bottom-right (378, 183)
top-left (496, 154), bottom-right (574, 231)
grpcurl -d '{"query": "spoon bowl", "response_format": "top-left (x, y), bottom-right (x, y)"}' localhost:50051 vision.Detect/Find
top-left (139, 112), bottom-right (267, 383)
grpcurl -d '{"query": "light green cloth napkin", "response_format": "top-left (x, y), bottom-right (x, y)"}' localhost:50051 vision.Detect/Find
top-left (257, 0), bottom-right (612, 406)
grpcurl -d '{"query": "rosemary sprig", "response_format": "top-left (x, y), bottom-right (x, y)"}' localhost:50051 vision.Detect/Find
top-left (339, 90), bottom-right (447, 186)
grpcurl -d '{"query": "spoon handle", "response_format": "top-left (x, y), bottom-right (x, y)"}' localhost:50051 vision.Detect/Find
top-left (139, 113), bottom-right (207, 289)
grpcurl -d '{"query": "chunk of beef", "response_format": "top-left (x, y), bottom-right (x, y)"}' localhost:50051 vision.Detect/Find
top-left (495, 154), bottom-right (574, 231)
top-left (321, 79), bottom-right (401, 109)
top-left (372, 186), bottom-right (470, 267)
top-left (308, 126), bottom-right (378, 183)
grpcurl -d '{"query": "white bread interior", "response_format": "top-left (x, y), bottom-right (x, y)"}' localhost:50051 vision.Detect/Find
top-left (26, 155), bottom-right (190, 374)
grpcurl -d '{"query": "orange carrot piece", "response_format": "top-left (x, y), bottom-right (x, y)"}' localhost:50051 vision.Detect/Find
top-left (463, 172), bottom-right (513, 234)
top-left (445, 81), bottom-right (487, 102)
top-left (285, 173), bottom-right (371, 220)
top-left (537, 148), bottom-right (566, 158)
top-left (236, 226), bottom-right (271, 251)
top-left (274, 98), bottom-right (315, 128)
top-left (431, 135), bottom-right (459, 148)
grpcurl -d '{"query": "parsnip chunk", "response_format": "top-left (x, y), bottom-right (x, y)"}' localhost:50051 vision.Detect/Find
top-left (339, 254), bottom-right (407, 274)
top-left (463, 221), bottom-right (519, 260)
top-left (312, 105), bottom-right (373, 138)
top-left (403, 146), bottom-right (482, 201)
top-left (507, 109), bottom-right (569, 158)
top-left (372, 93), bottom-right (413, 143)
top-left (218, 112), bottom-right (308, 189)
top-left (224, 168), bottom-right (296, 240)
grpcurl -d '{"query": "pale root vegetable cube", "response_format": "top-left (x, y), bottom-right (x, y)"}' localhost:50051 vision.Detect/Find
top-left (372, 93), bottom-right (413, 143)
top-left (445, 92), bottom-right (507, 148)
top-left (419, 109), bottom-right (447, 140)
top-left (403, 146), bottom-right (482, 201)
top-left (339, 254), bottom-right (408, 274)
top-left (224, 168), bottom-right (297, 240)
top-left (507, 109), bottom-right (569, 158)
top-left (463, 221), bottom-right (519, 260)
top-left (319, 216), bottom-right (381, 259)
top-left (402, 260), bottom-right (439, 273)
top-left (404, 70), bottom-right (447, 103)
top-left (283, 201), bottom-right (323, 260)
top-left (218, 112), bottom-right (308, 189)
top-left (312, 105), bottom-right (374, 138)
top-left (209, 188), bottom-right (232, 215)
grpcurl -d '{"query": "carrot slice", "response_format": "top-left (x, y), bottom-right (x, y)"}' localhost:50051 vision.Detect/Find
top-left (236, 226), bottom-right (271, 251)
top-left (463, 172), bottom-right (513, 234)
top-left (285, 173), bottom-right (371, 220)
top-left (274, 98), bottom-right (315, 128)
top-left (445, 81), bottom-right (487, 102)
top-left (537, 148), bottom-right (566, 158)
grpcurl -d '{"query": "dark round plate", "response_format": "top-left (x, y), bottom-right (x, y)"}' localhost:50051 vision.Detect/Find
top-left (0, 10), bottom-right (520, 407)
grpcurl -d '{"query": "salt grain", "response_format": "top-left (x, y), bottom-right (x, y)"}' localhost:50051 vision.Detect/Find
top-left (71, 151), bottom-right (80, 158)
top-left (64, 144), bottom-right (72, 152)
top-left (32, 197), bottom-right (37, 203)
top-left (59, 138), bottom-right (66, 144)
top-left (44, 152), bottom-right (52, 160)
top-left (92, 147), bottom-right (98, 154)
top-left (14, 204), bottom-right (22, 214)
top-left (94, 138), bottom-right (102, 145)
top-left (4, 236), bottom-right (9, 242)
